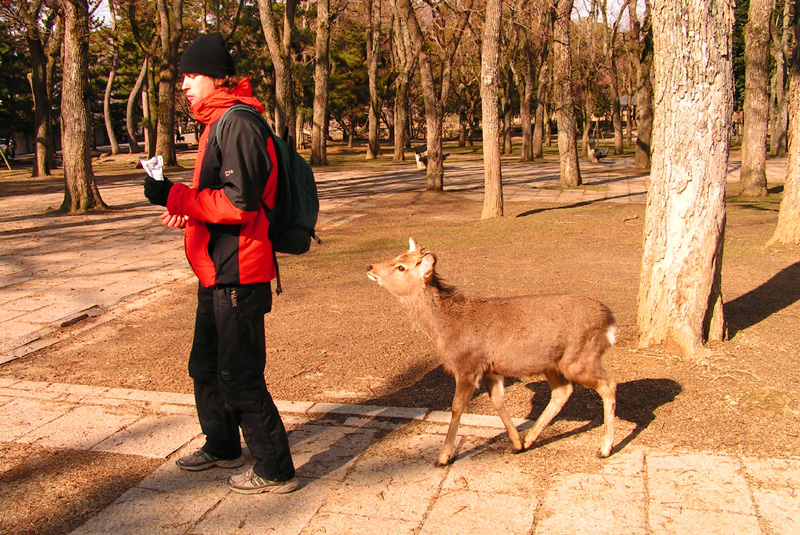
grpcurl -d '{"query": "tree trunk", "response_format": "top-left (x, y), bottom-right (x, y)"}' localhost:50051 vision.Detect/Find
top-left (366, 0), bottom-right (382, 159)
top-left (633, 1), bottom-right (653, 170)
top-left (258, 0), bottom-right (297, 141)
top-left (481, 0), bottom-right (503, 219)
top-left (154, 0), bottom-right (182, 167)
top-left (103, 0), bottom-right (121, 155)
top-left (769, 2), bottom-right (790, 157)
top-left (60, 0), bottom-right (106, 213)
top-left (554, 0), bottom-right (581, 187)
top-left (27, 38), bottom-right (52, 177)
top-left (391, 0), bottom-right (414, 162)
top-left (637, 0), bottom-right (733, 356)
top-left (740, 0), bottom-right (774, 197)
top-left (126, 59), bottom-right (147, 154)
top-left (311, 0), bottom-right (330, 165)
top-left (397, 0), bottom-right (474, 191)
top-left (768, 3), bottom-right (800, 245)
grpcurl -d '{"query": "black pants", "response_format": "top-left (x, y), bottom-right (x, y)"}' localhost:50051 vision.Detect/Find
top-left (188, 283), bottom-right (295, 481)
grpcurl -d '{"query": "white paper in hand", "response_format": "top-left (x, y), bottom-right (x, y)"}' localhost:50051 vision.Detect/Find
top-left (140, 155), bottom-right (164, 181)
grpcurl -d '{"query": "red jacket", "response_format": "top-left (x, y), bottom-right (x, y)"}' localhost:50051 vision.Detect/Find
top-left (167, 79), bottom-right (278, 288)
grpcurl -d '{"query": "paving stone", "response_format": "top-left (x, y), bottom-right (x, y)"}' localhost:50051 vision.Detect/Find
top-left (0, 397), bottom-right (69, 440)
top-left (308, 402), bottom-right (428, 420)
top-left (92, 413), bottom-right (200, 458)
top-left (290, 424), bottom-right (376, 481)
top-left (443, 438), bottom-right (541, 497)
top-left (743, 457), bottom-right (800, 535)
top-left (195, 476), bottom-right (332, 535)
top-left (419, 490), bottom-right (535, 535)
top-left (534, 473), bottom-right (646, 535)
top-left (302, 512), bottom-right (418, 535)
top-left (17, 405), bottom-right (140, 450)
top-left (275, 399), bottom-right (315, 414)
top-left (0, 386), bottom-right (62, 401)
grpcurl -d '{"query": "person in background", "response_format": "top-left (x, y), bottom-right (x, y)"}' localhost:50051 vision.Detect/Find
top-left (143, 32), bottom-right (297, 495)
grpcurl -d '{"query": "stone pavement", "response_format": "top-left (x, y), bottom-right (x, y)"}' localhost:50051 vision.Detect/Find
top-left (1, 377), bottom-right (798, 535)
top-left (0, 153), bottom-right (795, 534)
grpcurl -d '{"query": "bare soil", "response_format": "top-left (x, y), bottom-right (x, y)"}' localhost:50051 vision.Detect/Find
top-left (2, 154), bottom-right (799, 534)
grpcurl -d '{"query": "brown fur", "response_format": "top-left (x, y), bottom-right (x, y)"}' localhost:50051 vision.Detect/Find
top-left (367, 238), bottom-right (618, 465)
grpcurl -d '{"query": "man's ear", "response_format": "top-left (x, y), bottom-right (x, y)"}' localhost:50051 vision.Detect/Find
top-left (419, 253), bottom-right (436, 282)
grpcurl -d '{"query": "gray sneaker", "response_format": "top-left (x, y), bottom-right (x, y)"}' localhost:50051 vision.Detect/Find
top-left (176, 449), bottom-right (245, 471)
top-left (227, 468), bottom-right (299, 494)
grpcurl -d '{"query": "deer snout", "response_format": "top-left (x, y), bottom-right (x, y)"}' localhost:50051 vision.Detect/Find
top-left (366, 266), bottom-right (378, 282)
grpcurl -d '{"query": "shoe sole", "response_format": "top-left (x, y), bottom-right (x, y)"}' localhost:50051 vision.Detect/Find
top-left (176, 456), bottom-right (245, 472)
top-left (228, 478), bottom-right (300, 495)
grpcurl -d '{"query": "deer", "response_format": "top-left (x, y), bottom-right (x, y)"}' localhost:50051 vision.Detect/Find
top-left (367, 238), bottom-right (618, 466)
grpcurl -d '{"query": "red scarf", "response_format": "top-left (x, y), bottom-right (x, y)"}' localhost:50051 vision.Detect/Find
top-left (190, 78), bottom-right (265, 187)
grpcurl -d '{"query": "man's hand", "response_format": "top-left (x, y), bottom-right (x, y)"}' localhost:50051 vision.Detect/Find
top-left (158, 211), bottom-right (188, 229)
top-left (144, 176), bottom-right (174, 206)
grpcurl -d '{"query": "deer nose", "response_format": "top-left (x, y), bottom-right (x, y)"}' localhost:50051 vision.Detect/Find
top-left (367, 265), bottom-right (373, 272)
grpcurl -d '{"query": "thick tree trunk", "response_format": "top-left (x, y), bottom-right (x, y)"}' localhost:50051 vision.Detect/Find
top-left (637, 0), bottom-right (733, 356)
top-left (554, 0), bottom-right (581, 187)
top-left (366, 0), bottom-right (381, 159)
top-left (311, 0), bottom-right (330, 165)
top-left (739, 0), bottom-right (774, 197)
top-left (769, 3), bottom-right (790, 157)
top-left (769, 4), bottom-right (800, 245)
top-left (258, 0), bottom-right (297, 141)
top-left (481, 0), bottom-right (503, 219)
top-left (60, 0), bottom-right (106, 213)
top-left (632, 1), bottom-right (653, 170)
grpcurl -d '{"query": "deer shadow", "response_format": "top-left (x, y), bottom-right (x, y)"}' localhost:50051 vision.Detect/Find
top-left (521, 377), bottom-right (682, 454)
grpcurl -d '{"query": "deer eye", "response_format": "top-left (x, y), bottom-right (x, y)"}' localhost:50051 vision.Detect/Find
top-left (396, 265), bottom-right (405, 272)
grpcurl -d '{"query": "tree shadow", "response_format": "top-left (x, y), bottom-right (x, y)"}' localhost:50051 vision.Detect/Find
top-left (515, 193), bottom-right (633, 218)
top-left (725, 261), bottom-right (800, 337)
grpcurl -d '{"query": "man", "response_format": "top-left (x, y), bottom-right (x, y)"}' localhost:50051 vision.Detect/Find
top-left (144, 32), bottom-right (297, 494)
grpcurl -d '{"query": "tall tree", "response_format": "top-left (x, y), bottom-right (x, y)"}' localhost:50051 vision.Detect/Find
top-left (365, 0), bottom-right (382, 158)
top-left (390, 0), bottom-right (415, 162)
top-left (257, 0), bottom-right (298, 140)
top-left (481, 0), bottom-right (503, 219)
top-left (637, 0), bottom-right (733, 357)
top-left (553, 0), bottom-right (580, 187)
top-left (61, 0), bottom-right (106, 213)
top-left (397, 0), bottom-right (475, 191)
top-left (632, 0), bottom-right (653, 170)
top-left (532, 6), bottom-right (552, 159)
top-left (769, 0), bottom-right (791, 157)
top-left (768, 1), bottom-right (800, 245)
top-left (103, 0), bottom-right (121, 155)
top-left (155, 0), bottom-right (183, 166)
top-left (739, 0), bottom-right (774, 197)
top-left (311, 0), bottom-right (331, 165)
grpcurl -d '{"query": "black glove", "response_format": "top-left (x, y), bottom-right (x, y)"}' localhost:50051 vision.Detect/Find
top-left (144, 176), bottom-right (174, 207)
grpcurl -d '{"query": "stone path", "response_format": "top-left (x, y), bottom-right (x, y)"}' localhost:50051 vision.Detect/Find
top-left (1, 378), bottom-right (798, 535)
top-left (0, 153), bottom-right (794, 534)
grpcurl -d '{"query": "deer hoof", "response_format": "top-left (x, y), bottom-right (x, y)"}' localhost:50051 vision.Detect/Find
top-left (596, 447), bottom-right (612, 459)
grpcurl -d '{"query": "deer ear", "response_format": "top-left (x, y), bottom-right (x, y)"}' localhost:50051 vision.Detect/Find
top-left (409, 238), bottom-right (419, 252)
top-left (419, 253), bottom-right (436, 282)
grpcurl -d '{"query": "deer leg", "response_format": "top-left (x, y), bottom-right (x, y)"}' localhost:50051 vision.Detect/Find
top-left (439, 378), bottom-right (476, 466)
top-left (484, 373), bottom-right (523, 452)
top-left (523, 370), bottom-right (573, 450)
top-left (593, 378), bottom-right (617, 457)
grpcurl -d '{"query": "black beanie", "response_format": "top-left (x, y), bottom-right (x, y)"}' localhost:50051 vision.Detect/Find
top-left (179, 33), bottom-right (236, 78)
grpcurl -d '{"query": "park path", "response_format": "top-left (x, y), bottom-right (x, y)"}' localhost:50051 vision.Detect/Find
top-left (0, 153), bottom-right (796, 534)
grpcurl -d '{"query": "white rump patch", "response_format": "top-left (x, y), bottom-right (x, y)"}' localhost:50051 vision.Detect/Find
top-left (607, 325), bottom-right (617, 345)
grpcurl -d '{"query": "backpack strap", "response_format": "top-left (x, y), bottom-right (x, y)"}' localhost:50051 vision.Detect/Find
top-left (214, 105), bottom-right (285, 295)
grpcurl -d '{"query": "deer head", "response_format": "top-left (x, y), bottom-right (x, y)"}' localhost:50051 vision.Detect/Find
top-left (367, 238), bottom-right (437, 297)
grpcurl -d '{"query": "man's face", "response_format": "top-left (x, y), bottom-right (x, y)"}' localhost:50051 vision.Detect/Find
top-left (181, 74), bottom-right (216, 105)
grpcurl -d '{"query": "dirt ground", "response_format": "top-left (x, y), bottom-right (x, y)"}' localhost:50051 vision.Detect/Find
top-left (2, 150), bottom-right (800, 534)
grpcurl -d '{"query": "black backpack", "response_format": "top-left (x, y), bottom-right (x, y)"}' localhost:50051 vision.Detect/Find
top-left (216, 105), bottom-right (321, 294)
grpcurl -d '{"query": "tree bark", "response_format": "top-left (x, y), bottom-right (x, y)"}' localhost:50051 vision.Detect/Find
top-left (637, 0), bottom-right (733, 356)
top-left (554, 0), bottom-right (581, 187)
top-left (768, 2), bottom-right (800, 245)
top-left (311, 0), bottom-right (331, 165)
top-left (103, 0), bottom-right (121, 155)
top-left (257, 0), bottom-right (297, 141)
top-left (519, 30), bottom-right (535, 161)
top-left (739, 0), bottom-right (774, 197)
top-left (60, 0), bottom-right (106, 213)
top-left (481, 0), bottom-right (503, 219)
top-left (155, 0), bottom-right (182, 167)
top-left (391, 0), bottom-right (414, 161)
top-left (769, 2), bottom-right (790, 157)
top-left (366, 0), bottom-right (382, 159)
